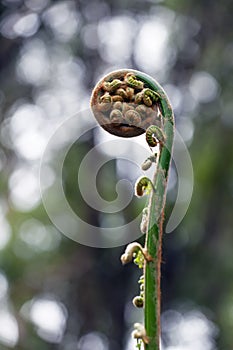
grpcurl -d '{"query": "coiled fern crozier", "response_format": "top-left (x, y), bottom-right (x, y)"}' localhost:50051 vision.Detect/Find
top-left (91, 69), bottom-right (174, 350)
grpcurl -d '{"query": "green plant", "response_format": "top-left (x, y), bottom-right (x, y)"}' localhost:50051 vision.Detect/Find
top-left (91, 69), bottom-right (174, 350)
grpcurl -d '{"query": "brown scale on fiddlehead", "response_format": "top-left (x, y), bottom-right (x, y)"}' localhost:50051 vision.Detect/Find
top-left (124, 110), bottom-right (142, 126)
top-left (125, 86), bottom-right (134, 99)
top-left (135, 104), bottom-right (148, 119)
top-left (112, 95), bottom-right (123, 102)
top-left (122, 102), bottom-right (134, 115)
top-left (110, 109), bottom-right (123, 124)
top-left (115, 87), bottom-right (128, 100)
top-left (90, 70), bottom-right (162, 138)
top-left (97, 92), bottom-right (112, 112)
top-left (134, 91), bottom-right (144, 104)
top-left (113, 101), bottom-right (123, 110)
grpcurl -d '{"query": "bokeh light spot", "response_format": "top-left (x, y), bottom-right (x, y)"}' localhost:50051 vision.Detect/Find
top-left (0, 309), bottom-right (19, 348)
top-left (42, 2), bottom-right (80, 41)
top-left (14, 13), bottom-right (40, 37)
top-left (19, 219), bottom-right (61, 251)
top-left (17, 39), bottom-right (50, 86)
top-left (189, 71), bottom-right (219, 103)
top-left (9, 166), bottom-right (41, 211)
top-left (77, 332), bottom-right (109, 350)
top-left (29, 297), bottom-right (68, 343)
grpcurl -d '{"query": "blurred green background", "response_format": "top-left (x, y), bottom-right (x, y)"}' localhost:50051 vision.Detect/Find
top-left (0, 0), bottom-right (233, 349)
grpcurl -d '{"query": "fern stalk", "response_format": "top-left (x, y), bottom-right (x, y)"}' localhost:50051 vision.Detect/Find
top-left (137, 71), bottom-right (174, 350)
top-left (90, 69), bottom-right (174, 350)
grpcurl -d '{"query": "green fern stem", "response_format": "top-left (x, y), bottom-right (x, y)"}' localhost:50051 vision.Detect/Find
top-left (136, 72), bottom-right (174, 350)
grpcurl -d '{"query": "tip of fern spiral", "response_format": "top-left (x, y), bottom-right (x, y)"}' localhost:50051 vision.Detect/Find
top-left (90, 69), bottom-right (161, 138)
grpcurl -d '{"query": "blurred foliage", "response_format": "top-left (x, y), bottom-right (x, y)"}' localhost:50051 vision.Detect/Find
top-left (0, 0), bottom-right (233, 350)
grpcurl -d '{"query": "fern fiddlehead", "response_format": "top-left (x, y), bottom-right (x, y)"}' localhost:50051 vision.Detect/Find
top-left (91, 69), bottom-right (174, 350)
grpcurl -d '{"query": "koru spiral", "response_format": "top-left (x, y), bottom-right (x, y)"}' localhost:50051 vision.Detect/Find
top-left (90, 70), bottom-right (163, 138)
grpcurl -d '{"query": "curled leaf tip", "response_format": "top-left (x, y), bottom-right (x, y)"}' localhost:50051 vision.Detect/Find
top-left (146, 125), bottom-right (166, 147)
top-left (132, 323), bottom-right (150, 344)
top-left (141, 155), bottom-right (157, 171)
top-left (132, 296), bottom-right (144, 308)
top-left (120, 242), bottom-right (143, 265)
top-left (134, 176), bottom-right (153, 197)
